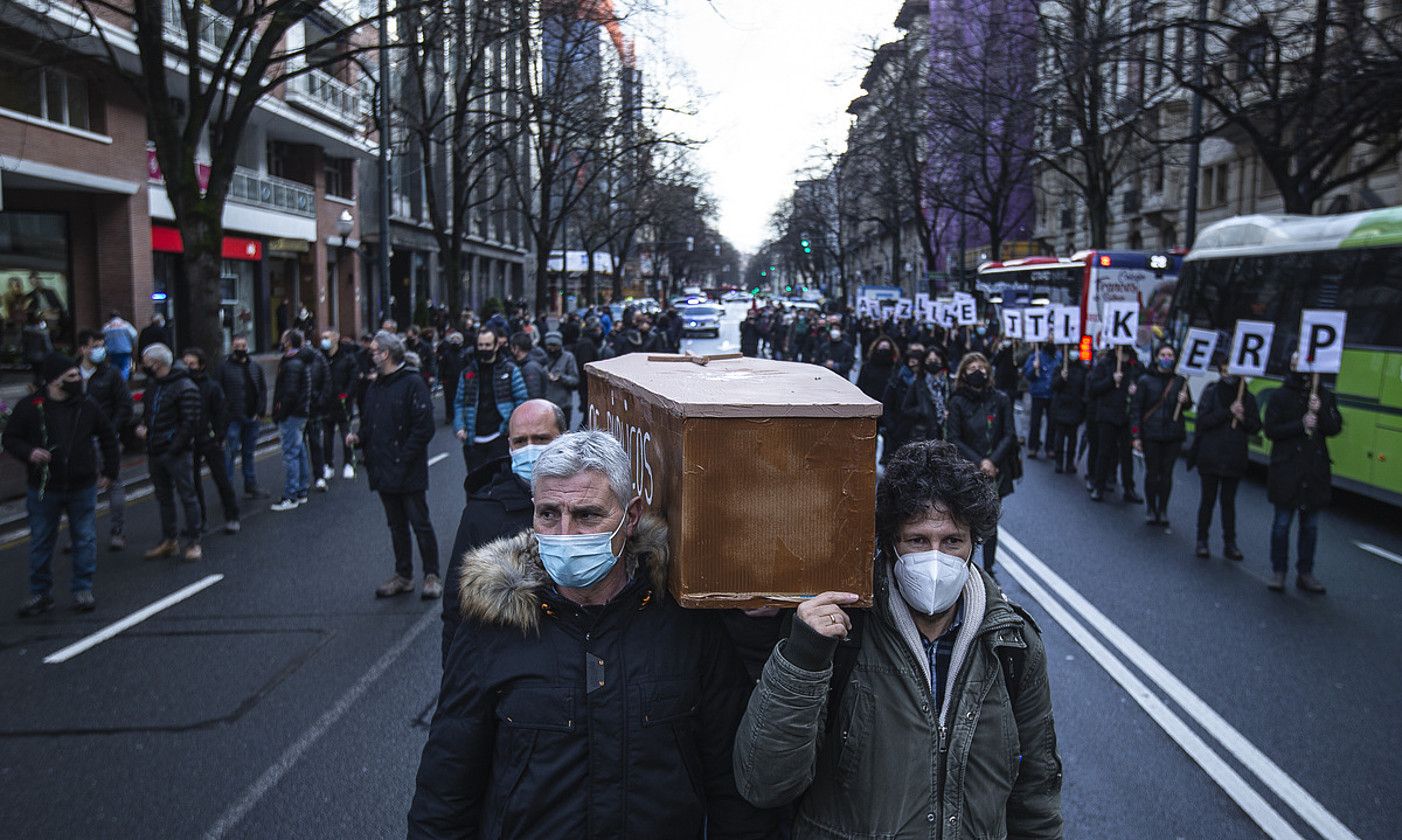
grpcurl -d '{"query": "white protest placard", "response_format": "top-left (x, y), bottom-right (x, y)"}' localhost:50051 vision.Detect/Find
top-left (1177, 328), bottom-right (1220, 376)
top-left (955, 294), bottom-right (978, 326)
top-left (915, 293), bottom-right (931, 321)
top-left (1051, 305), bottom-right (1082, 344)
top-left (1228, 320), bottom-right (1275, 377)
top-left (1101, 301), bottom-right (1139, 346)
top-left (1001, 309), bottom-right (1023, 340)
top-left (937, 299), bottom-right (958, 328)
top-left (1295, 309), bottom-right (1347, 373)
top-left (857, 298), bottom-right (875, 317)
top-left (896, 298), bottom-right (914, 320)
top-left (1023, 308), bottom-right (1051, 342)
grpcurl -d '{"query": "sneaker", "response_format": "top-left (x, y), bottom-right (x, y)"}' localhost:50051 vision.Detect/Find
top-left (315, 478), bottom-right (328, 492)
top-left (109, 533), bottom-right (126, 552)
top-left (17, 593), bottom-right (54, 618)
top-left (342, 464), bottom-right (355, 480)
top-left (182, 543), bottom-right (202, 562)
top-left (322, 465), bottom-right (334, 481)
top-left (144, 539), bottom-right (179, 560)
top-left (1267, 571), bottom-right (1286, 591)
top-left (421, 574), bottom-right (443, 600)
top-left (1195, 541), bottom-right (1210, 558)
top-left (297, 494), bottom-right (310, 505)
top-left (1296, 573), bottom-right (1326, 594)
top-left (1224, 544), bottom-right (1244, 561)
top-left (72, 590), bottom-right (96, 612)
top-left (271, 498), bottom-right (300, 512)
top-left (376, 575), bottom-right (414, 598)
top-left (1090, 489), bottom-right (1104, 502)
top-left (224, 520), bottom-right (241, 535)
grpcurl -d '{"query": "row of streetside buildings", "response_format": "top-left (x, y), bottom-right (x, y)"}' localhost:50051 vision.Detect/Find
top-left (0, 0), bottom-right (629, 360)
top-left (836, 0), bottom-right (1402, 300)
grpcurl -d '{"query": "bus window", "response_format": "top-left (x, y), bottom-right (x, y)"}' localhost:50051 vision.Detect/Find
top-left (1337, 248), bottom-right (1402, 349)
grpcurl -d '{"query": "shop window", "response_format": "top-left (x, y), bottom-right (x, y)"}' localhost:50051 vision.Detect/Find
top-left (0, 55), bottom-right (99, 132)
top-left (0, 211), bottom-right (73, 363)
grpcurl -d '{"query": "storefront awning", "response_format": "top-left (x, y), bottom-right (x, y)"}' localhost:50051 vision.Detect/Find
top-left (151, 225), bottom-right (262, 261)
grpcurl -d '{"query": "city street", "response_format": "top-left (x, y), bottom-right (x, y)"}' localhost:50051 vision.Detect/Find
top-left (0, 302), bottom-right (1399, 839)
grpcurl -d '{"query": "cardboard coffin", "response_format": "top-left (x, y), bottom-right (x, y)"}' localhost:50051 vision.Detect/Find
top-left (585, 354), bottom-right (880, 608)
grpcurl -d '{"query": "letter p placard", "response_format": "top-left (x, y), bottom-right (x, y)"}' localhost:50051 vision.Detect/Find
top-left (1295, 310), bottom-right (1347, 374)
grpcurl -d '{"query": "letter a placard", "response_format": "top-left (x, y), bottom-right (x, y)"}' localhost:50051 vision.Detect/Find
top-left (1295, 310), bottom-right (1347, 374)
top-left (1228, 320), bottom-right (1275, 377)
top-left (1102, 301), bottom-right (1138, 346)
top-left (1177, 328), bottom-right (1219, 376)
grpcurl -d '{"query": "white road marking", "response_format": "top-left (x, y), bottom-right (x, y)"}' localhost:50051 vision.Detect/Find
top-left (1000, 528), bottom-right (1362, 840)
top-left (43, 574), bottom-right (225, 665)
top-left (427, 453), bottom-right (449, 467)
top-left (996, 549), bottom-right (1304, 840)
top-left (1354, 541), bottom-right (1402, 567)
top-left (203, 607), bottom-right (440, 839)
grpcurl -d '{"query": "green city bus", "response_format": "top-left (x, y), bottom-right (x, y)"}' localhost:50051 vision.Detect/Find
top-left (1169, 206), bottom-right (1402, 506)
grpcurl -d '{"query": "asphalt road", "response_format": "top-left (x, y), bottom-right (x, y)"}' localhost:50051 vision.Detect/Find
top-left (1, 304), bottom-right (1399, 838)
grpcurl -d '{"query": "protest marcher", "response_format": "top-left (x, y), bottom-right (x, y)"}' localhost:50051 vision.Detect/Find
top-left (739, 309), bottom-right (762, 357)
top-left (1088, 347), bottom-right (1143, 503)
top-left (136, 344), bottom-right (204, 561)
top-left (991, 336), bottom-right (1020, 405)
top-left (1049, 355), bottom-right (1088, 475)
top-left (217, 334), bottom-right (268, 498)
top-left (540, 331), bottom-right (579, 428)
top-left (322, 329), bottom-right (360, 479)
top-left (901, 347), bottom-right (948, 442)
top-left (183, 348), bottom-right (240, 535)
top-left (509, 331), bottom-right (547, 398)
top-left (410, 431), bottom-right (776, 838)
top-left (1264, 354), bottom-right (1342, 593)
top-left (1193, 351), bottom-right (1262, 560)
top-left (5, 353), bottom-right (119, 615)
top-left (137, 312), bottom-right (170, 358)
top-left (271, 330), bottom-right (312, 511)
top-left (856, 335), bottom-right (898, 405)
top-left (77, 329), bottom-right (133, 550)
top-left (298, 336), bottom-right (332, 491)
top-left (1131, 344), bottom-right (1192, 527)
top-left (437, 332), bottom-right (466, 426)
top-left (1022, 342), bottom-right (1058, 459)
top-left (439, 399), bottom-right (565, 661)
top-left (732, 439), bottom-right (1062, 838)
top-left (348, 331), bottom-right (441, 599)
top-left (573, 317), bottom-right (602, 411)
top-left (454, 327), bottom-right (529, 475)
top-left (880, 345), bottom-right (924, 462)
top-left (944, 352), bottom-right (1016, 573)
top-left (101, 311), bottom-right (138, 380)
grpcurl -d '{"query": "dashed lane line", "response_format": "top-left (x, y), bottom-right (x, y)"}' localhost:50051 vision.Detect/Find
top-left (1354, 541), bottom-right (1402, 567)
top-left (43, 574), bottom-right (225, 665)
top-left (427, 452), bottom-right (449, 467)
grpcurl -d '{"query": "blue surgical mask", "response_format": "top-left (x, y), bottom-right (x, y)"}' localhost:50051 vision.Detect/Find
top-left (1158, 357), bottom-right (1174, 370)
top-left (975, 326), bottom-right (987, 336)
top-left (321, 339), bottom-right (333, 351)
top-left (89, 347), bottom-right (107, 364)
top-left (536, 512), bottom-right (627, 589)
top-left (510, 443), bottom-right (547, 482)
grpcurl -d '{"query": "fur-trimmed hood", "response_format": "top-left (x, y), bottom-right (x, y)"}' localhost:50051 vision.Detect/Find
top-left (457, 513), bottom-right (670, 634)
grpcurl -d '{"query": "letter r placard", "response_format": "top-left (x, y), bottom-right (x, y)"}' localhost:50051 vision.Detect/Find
top-left (1228, 320), bottom-right (1275, 377)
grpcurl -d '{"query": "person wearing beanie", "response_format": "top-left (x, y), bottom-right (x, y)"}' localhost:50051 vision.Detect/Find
top-left (3, 351), bottom-right (119, 616)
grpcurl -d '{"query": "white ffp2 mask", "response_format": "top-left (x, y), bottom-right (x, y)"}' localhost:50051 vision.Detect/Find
top-left (893, 549), bottom-right (969, 616)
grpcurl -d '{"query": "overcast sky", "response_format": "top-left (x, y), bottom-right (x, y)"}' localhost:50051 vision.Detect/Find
top-left (635, 0), bottom-right (905, 255)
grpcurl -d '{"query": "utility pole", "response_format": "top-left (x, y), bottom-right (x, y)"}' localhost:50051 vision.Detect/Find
top-left (1183, 0), bottom-right (1208, 248)
top-left (377, 0), bottom-right (393, 326)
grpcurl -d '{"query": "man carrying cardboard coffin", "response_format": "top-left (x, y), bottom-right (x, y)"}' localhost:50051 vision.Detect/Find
top-left (410, 430), bottom-right (777, 839)
top-left (438, 399), bottom-right (566, 662)
top-left (733, 439), bottom-right (1063, 839)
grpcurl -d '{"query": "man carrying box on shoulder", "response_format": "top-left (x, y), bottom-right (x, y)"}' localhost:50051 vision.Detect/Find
top-left (733, 439), bottom-right (1063, 839)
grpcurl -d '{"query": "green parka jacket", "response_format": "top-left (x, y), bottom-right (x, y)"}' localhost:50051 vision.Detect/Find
top-left (733, 563), bottom-right (1063, 839)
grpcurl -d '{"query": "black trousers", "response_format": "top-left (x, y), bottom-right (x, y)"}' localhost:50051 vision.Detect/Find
top-left (1028, 397), bottom-right (1051, 452)
top-left (1197, 474), bottom-right (1241, 544)
top-left (149, 452), bottom-right (202, 541)
top-left (193, 438), bottom-right (240, 525)
top-left (1142, 439), bottom-right (1179, 516)
top-left (1050, 421), bottom-right (1079, 471)
top-left (379, 491), bottom-right (439, 579)
top-left (305, 415), bottom-right (325, 478)
top-left (443, 380), bottom-right (458, 425)
top-left (982, 529), bottom-right (998, 572)
top-left (1094, 422), bottom-right (1133, 492)
top-left (321, 406), bottom-right (353, 470)
top-left (1084, 422), bottom-right (1100, 480)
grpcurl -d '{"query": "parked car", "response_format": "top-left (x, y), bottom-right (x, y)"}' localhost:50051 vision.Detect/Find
top-left (679, 304), bottom-right (723, 337)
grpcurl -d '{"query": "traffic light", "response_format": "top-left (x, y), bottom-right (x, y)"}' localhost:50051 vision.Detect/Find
top-left (785, 284), bottom-right (793, 293)
top-left (760, 270), bottom-right (767, 277)
top-left (800, 237), bottom-right (812, 254)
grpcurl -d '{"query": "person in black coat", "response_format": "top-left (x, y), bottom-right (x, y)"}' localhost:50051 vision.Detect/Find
top-left (182, 348), bottom-right (240, 534)
top-left (1263, 357), bottom-right (1342, 593)
top-left (811, 325), bottom-right (855, 379)
top-left (76, 329), bottom-right (133, 550)
top-left (739, 309), bottom-right (762, 357)
top-left (217, 335), bottom-right (268, 497)
top-left (1049, 355), bottom-right (1088, 474)
top-left (348, 330), bottom-right (441, 600)
top-left (136, 345), bottom-right (205, 561)
top-left (944, 352), bottom-right (1015, 572)
top-left (1087, 347), bottom-right (1144, 503)
top-left (880, 346), bottom-right (924, 463)
top-left (856, 335), bottom-right (898, 403)
top-left (436, 332), bottom-right (467, 426)
top-left (410, 431), bottom-right (778, 840)
top-left (573, 319), bottom-right (602, 414)
top-left (271, 330), bottom-right (312, 508)
top-left (1193, 352), bottom-right (1262, 560)
top-left (298, 342), bottom-right (332, 489)
top-left (1131, 344), bottom-right (1192, 527)
top-left (440, 399), bottom-right (565, 662)
top-left (900, 347), bottom-right (949, 442)
top-left (322, 332), bottom-right (362, 477)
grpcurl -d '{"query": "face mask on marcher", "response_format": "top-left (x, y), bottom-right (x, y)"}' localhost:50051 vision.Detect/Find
top-left (536, 513), bottom-right (627, 589)
top-left (965, 370), bottom-right (988, 389)
top-left (89, 347), bottom-right (107, 364)
top-left (830, 329), bottom-right (842, 341)
top-left (509, 444), bottom-right (547, 483)
top-left (893, 548), bottom-right (969, 616)
top-left (321, 339), bottom-right (334, 351)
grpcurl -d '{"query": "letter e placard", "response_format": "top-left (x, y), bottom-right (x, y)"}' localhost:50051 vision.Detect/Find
top-left (1177, 328), bottom-right (1219, 376)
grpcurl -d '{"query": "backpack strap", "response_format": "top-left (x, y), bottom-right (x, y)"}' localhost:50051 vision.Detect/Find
top-left (998, 601), bottom-right (1042, 707)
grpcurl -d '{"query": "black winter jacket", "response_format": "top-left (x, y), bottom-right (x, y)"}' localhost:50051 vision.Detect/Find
top-left (1131, 367), bottom-right (1192, 442)
top-left (217, 354), bottom-right (266, 421)
top-left (272, 351), bottom-right (311, 421)
top-left (83, 362), bottom-right (134, 429)
top-left (811, 338), bottom-right (855, 378)
top-left (516, 354), bottom-right (547, 399)
top-left (946, 384), bottom-right (1016, 497)
top-left (1087, 352), bottom-right (1141, 425)
top-left (440, 458), bottom-right (534, 660)
top-left (409, 517), bottom-right (779, 840)
top-left (1050, 362), bottom-right (1088, 426)
top-left (326, 343), bottom-right (361, 416)
top-left (298, 346), bottom-right (331, 415)
top-left (3, 393), bottom-right (118, 491)
top-left (189, 371), bottom-right (229, 442)
top-left (1264, 377), bottom-right (1342, 510)
top-left (855, 358), bottom-right (895, 403)
top-left (1194, 377), bottom-right (1262, 478)
top-left (143, 365), bottom-right (203, 458)
top-left (359, 365), bottom-right (435, 494)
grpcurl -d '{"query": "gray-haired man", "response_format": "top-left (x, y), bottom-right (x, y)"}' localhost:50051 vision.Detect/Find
top-left (409, 430), bottom-right (776, 838)
top-left (135, 343), bottom-right (204, 562)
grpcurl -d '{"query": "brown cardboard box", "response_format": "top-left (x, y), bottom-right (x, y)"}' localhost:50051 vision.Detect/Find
top-left (585, 354), bottom-right (880, 608)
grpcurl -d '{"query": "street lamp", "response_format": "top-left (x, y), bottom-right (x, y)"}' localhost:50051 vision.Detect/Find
top-left (336, 209), bottom-right (354, 247)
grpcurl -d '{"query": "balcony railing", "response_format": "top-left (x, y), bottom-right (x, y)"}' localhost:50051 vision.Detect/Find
top-left (285, 69), bottom-right (365, 129)
top-left (228, 167), bottom-right (316, 217)
top-left (162, 0), bottom-right (234, 56)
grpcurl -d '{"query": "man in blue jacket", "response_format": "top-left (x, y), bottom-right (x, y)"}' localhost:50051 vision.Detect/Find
top-left (1022, 342), bottom-right (1059, 459)
top-left (454, 327), bottom-right (528, 477)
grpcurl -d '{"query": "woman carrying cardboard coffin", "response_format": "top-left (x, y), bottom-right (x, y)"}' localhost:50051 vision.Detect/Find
top-left (732, 440), bottom-right (1062, 839)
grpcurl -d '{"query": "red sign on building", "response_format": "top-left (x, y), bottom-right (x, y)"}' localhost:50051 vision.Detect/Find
top-left (151, 226), bottom-right (262, 261)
